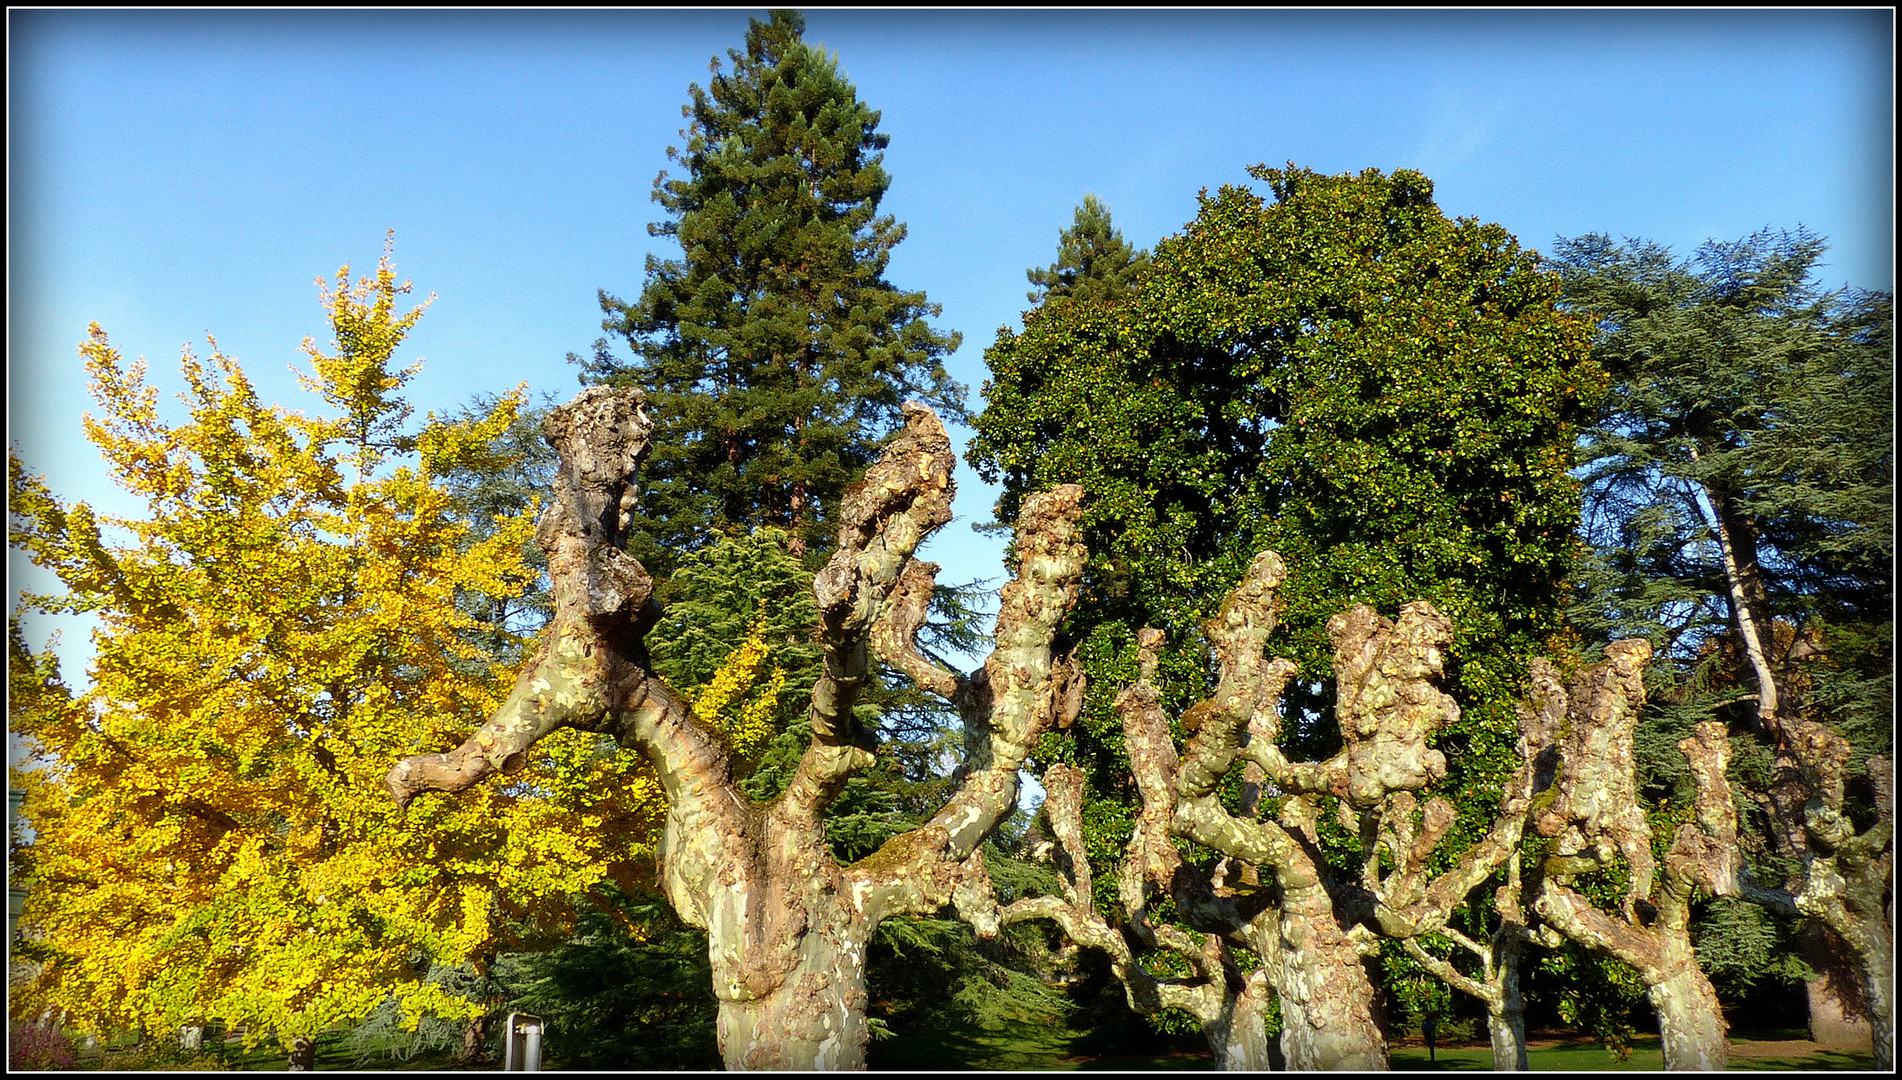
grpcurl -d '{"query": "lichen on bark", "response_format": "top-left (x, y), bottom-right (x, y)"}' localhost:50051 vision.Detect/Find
top-left (1029, 550), bottom-right (1575, 1070)
top-left (1526, 644), bottom-right (1735, 1071)
top-left (385, 387), bottom-right (1089, 1070)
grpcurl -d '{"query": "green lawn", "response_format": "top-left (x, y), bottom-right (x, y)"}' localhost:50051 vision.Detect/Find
top-left (1388, 1035), bottom-right (1876, 1072)
top-left (73, 1026), bottom-right (1878, 1071)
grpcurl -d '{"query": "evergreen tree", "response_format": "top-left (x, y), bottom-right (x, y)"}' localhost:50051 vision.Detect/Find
top-left (974, 162), bottom-right (1600, 815)
top-left (1555, 230), bottom-right (1891, 761)
top-left (585, 9), bottom-right (965, 566)
top-left (969, 163), bottom-right (1604, 1065)
top-left (1552, 229), bottom-right (1894, 1054)
top-left (437, 392), bottom-right (560, 668)
top-left (1025, 194), bottom-right (1150, 307)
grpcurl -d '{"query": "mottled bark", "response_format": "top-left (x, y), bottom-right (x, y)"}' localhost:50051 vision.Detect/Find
top-left (1529, 656), bottom-right (1733, 1071)
top-left (1786, 736), bottom-right (1893, 1070)
top-left (955, 761), bottom-right (1275, 1070)
top-left (1362, 656), bottom-right (1569, 1071)
top-left (1122, 554), bottom-right (1397, 1070)
top-left (386, 388), bottom-right (1088, 1070)
top-left (1063, 552), bottom-right (1587, 1071)
top-left (1672, 709), bottom-right (1893, 1069)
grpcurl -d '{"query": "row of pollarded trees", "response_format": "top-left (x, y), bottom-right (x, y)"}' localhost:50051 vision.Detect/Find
top-left (385, 147), bottom-right (1890, 1069)
top-left (966, 558), bottom-right (1891, 1071)
top-left (387, 378), bottom-right (1891, 1070)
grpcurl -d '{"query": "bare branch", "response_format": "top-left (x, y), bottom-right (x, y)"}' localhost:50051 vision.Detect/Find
top-left (385, 387), bottom-right (718, 813)
top-left (870, 557), bottom-right (966, 704)
top-left (844, 483), bottom-right (1088, 920)
top-left (1402, 937), bottom-right (1498, 1006)
top-left (1531, 638), bottom-right (1656, 919)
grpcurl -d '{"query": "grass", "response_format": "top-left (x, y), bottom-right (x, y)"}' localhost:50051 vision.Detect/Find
top-left (1387, 1032), bottom-right (1877, 1072)
top-left (73, 1027), bottom-right (474, 1072)
top-left (869, 1014), bottom-right (1208, 1071)
top-left (67, 1023), bottom-right (1878, 1070)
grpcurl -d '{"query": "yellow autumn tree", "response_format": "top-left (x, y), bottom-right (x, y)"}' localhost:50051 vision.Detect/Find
top-left (5, 240), bottom-right (784, 1062)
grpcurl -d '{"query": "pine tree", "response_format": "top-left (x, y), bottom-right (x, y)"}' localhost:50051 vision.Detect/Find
top-left (1025, 194), bottom-right (1150, 306)
top-left (586, 9), bottom-right (964, 566)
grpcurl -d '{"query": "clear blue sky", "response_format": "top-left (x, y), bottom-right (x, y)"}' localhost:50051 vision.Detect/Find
top-left (7, 8), bottom-right (1894, 686)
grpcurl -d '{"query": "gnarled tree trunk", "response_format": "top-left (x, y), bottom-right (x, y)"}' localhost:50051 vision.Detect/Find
top-left (1043, 552), bottom-right (1582, 1071)
top-left (1529, 663), bottom-right (1734, 1072)
top-left (386, 388), bottom-right (1089, 1070)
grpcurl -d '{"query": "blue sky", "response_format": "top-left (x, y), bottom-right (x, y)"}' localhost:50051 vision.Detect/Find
top-left (7, 8), bottom-right (1894, 688)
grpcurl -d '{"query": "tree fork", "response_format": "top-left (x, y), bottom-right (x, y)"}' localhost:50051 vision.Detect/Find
top-left (386, 387), bottom-right (1088, 1070)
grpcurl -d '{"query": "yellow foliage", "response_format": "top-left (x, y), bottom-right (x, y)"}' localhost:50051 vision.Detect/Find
top-left (690, 613), bottom-right (788, 762)
top-left (4, 240), bottom-right (674, 1052)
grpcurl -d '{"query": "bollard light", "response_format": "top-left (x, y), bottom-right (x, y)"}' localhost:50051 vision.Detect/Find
top-left (503, 1012), bottom-right (545, 1071)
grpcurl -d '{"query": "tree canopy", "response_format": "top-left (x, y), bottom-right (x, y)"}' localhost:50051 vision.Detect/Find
top-left (582, 8), bottom-right (965, 566)
top-left (4, 247), bottom-right (775, 1062)
top-left (972, 162), bottom-right (1602, 833)
top-left (1025, 193), bottom-right (1151, 307)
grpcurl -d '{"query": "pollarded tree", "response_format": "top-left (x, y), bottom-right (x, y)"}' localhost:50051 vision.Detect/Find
top-left (1554, 230), bottom-right (1893, 1056)
top-left (1528, 692), bottom-right (1892, 1069)
top-left (4, 249), bottom-right (689, 1066)
top-left (585, 9), bottom-right (965, 566)
top-left (1025, 193), bottom-right (1151, 307)
top-left (384, 386), bottom-right (1090, 1070)
top-left (968, 547), bottom-right (1650, 1070)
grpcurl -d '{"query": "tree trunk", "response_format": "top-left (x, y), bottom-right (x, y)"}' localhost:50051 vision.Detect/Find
top-left (714, 921), bottom-right (872, 1070)
top-left (1806, 898), bottom-right (1894, 1070)
top-left (1800, 923), bottom-right (1873, 1049)
top-left (386, 391), bottom-right (1089, 1073)
top-left (1487, 1006), bottom-right (1528, 1072)
top-left (458, 1014), bottom-right (490, 1064)
top-left (1203, 967), bottom-right (1277, 1071)
top-left (1649, 960), bottom-right (1729, 1071)
top-left (1488, 932), bottom-right (1531, 1071)
top-left (286, 1035), bottom-right (315, 1071)
top-left (1269, 882), bottom-right (1387, 1071)
top-left (1686, 471), bottom-right (1780, 728)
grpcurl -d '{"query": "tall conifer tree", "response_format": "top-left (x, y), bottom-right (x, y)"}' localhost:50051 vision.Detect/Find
top-left (1025, 193), bottom-right (1150, 306)
top-left (1553, 230), bottom-right (1894, 1057)
top-left (587, 9), bottom-right (964, 566)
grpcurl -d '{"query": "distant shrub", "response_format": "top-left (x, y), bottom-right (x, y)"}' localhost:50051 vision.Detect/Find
top-left (9, 1023), bottom-right (79, 1071)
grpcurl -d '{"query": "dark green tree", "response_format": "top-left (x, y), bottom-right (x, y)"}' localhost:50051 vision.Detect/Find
top-left (969, 163), bottom-right (1604, 1067)
top-left (1552, 230), bottom-right (1893, 1061)
top-left (583, 9), bottom-right (964, 567)
top-left (1026, 194), bottom-right (1151, 307)
top-left (974, 159), bottom-right (1600, 810)
top-left (437, 391), bottom-right (560, 667)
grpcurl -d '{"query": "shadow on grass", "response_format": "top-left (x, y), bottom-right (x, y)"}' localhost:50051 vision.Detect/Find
top-left (1731, 1049), bottom-right (1879, 1071)
top-left (1390, 1035), bottom-right (1877, 1072)
top-left (871, 1015), bottom-right (1210, 1072)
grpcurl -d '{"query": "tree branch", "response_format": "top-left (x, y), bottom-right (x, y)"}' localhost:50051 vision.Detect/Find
top-left (845, 482), bottom-right (1088, 921)
top-left (782, 402), bottom-right (958, 821)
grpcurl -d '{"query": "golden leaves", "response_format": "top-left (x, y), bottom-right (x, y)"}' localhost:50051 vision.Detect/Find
top-left (7, 245), bottom-right (573, 1049)
top-left (691, 613), bottom-right (787, 761)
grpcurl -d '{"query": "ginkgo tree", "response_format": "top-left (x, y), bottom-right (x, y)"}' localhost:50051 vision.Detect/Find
top-left (5, 241), bottom-right (784, 1067)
